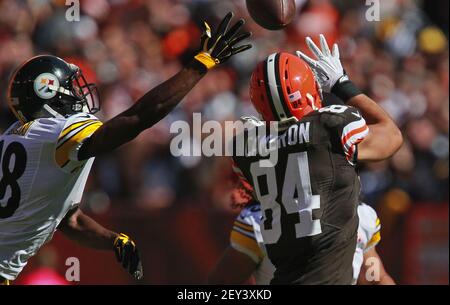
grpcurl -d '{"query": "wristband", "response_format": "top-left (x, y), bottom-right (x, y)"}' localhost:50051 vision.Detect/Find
top-left (194, 52), bottom-right (219, 70)
top-left (331, 76), bottom-right (363, 103)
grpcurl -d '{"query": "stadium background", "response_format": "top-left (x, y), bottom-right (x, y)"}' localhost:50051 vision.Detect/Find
top-left (0, 0), bottom-right (448, 285)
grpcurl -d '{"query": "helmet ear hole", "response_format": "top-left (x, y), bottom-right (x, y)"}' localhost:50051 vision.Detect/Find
top-left (284, 58), bottom-right (289, 79)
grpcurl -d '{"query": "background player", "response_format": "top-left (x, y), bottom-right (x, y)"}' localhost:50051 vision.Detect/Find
top-left (208, 201), bottom-right (395, 285)
top-left (0, 12), bottom-right (251, 284)
top-left (230, 35), bottom-right (402, 284)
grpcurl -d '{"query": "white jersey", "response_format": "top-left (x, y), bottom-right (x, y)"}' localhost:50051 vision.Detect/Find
top-left (352, 203), bottom-right (381, 284)
top-left (230, 204), bottom-right (274, 285)
top-left (0, 113), bottom-right (102, 280)
top-left (230, 203), bottom-right (381, 285)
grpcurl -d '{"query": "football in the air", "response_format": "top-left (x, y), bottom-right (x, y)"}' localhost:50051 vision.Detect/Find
top-left (246, 0), bottom-right (296, 31)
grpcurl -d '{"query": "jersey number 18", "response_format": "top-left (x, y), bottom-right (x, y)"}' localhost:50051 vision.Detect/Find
top-left (0, 140), bottom-right (27, 219)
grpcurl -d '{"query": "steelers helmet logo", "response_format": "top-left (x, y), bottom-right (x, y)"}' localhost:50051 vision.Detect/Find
top-left (34, 73), bottom-right (60, 100)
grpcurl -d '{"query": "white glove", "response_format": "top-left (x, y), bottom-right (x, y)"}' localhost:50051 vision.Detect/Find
top-left (296, 34), bottom-right (346, 93)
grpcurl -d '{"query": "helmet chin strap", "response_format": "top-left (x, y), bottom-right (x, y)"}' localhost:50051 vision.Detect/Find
top-left (307, 94), bottom-right (319, 110)
top-left (43, 104), bottom-right (65, 119)
top-left (81, 104), bottom-right (90, 113)
top-left (278, 116), bottom-right (299, 131)
top-left (277, 93), bottom-right (319, 131)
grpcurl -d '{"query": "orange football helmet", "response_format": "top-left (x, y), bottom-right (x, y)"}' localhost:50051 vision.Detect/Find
top-left (249, 52), bottom-right (322, 123)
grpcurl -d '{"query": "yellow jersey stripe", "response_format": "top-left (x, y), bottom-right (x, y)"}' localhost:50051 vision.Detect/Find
top-left (58, 119), bottom-right (96, 142)
top-left (367, 231), bottom-right (381, 248)
top-left (234, 221), bottom-right (254, 233)
top-left (233, 226), bottom-right (255, 240)
top-left (57, 121), bottom-right (100, 149)
top-left (235, 219), bottom-right (254, 230)
top-left (8, 121), bottom-right (35, 136)
top-left (18, 121), bottom-right (34, 135)
top-left (56, 121), bottom-right (102, 167)
top-left (230, 230), bottom-right (263, 260)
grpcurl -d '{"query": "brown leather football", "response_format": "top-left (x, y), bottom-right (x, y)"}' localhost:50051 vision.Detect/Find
top-left (246, 0), bottom-right (296, 31)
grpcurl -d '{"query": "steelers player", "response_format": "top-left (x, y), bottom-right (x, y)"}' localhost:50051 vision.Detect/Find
top-left (0, 12), bottom-right (252, 285)
top-left (229, 35), bottom-right (402, 284)
top-left (209, 201), bottom-right (395, 285)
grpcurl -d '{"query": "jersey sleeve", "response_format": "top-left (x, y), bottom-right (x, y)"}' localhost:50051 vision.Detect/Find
top-left (55, 114), bottom-right (102, 168)
top-left (320, 105), bottom-right (369, 165)
top-left (22, 118), bottom-right (65, 143)
top-left (230, 209), bottom-right (264, 264)
top-left (358, 203), bottom-right (381, 252)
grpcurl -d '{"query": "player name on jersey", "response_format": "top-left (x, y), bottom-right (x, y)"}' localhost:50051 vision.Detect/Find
top-left (239, 121), bottom-right (311, 158)
top-left (275, 122), bottom-right (310, 149)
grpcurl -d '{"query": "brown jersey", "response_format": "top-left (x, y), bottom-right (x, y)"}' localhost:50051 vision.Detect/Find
top-left (232, 105), bottom-right (369, 284)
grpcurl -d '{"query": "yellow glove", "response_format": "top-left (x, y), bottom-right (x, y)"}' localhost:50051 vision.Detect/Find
top-left (195, 12), bottom-right (252, 70)
top-left (113, 233), bottom-right (143, 280)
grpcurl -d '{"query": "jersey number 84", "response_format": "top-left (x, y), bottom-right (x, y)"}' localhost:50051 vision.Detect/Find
top-left (250, 151), bottom-right (321, 244)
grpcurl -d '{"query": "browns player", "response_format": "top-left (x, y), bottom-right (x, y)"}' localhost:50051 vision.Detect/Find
top-left (229, 35), bottom-right (402, 284)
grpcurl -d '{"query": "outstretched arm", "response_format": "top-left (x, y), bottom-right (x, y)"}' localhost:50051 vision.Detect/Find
top-left (79, 61), bottom-right (206, 159)
top-left (59, 207), bottom-right (143, 280)
top-left (58, 207), bottom-right (117, 250)
top-left (297, 35), bottom-right (403, 162)
top-left (346, 94), bottom-right (403, 161)
top-left (79, 12), bottom-right (251, 160)
top-left (358, 247), bottom-right (396, 285)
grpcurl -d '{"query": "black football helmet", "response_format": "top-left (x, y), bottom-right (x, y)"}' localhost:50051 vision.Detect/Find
top-left (7, 55), bottom-right (100, 123)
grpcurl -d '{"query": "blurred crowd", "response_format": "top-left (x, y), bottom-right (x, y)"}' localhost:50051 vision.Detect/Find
top-left (0, 0), bottom-right (448, 283)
